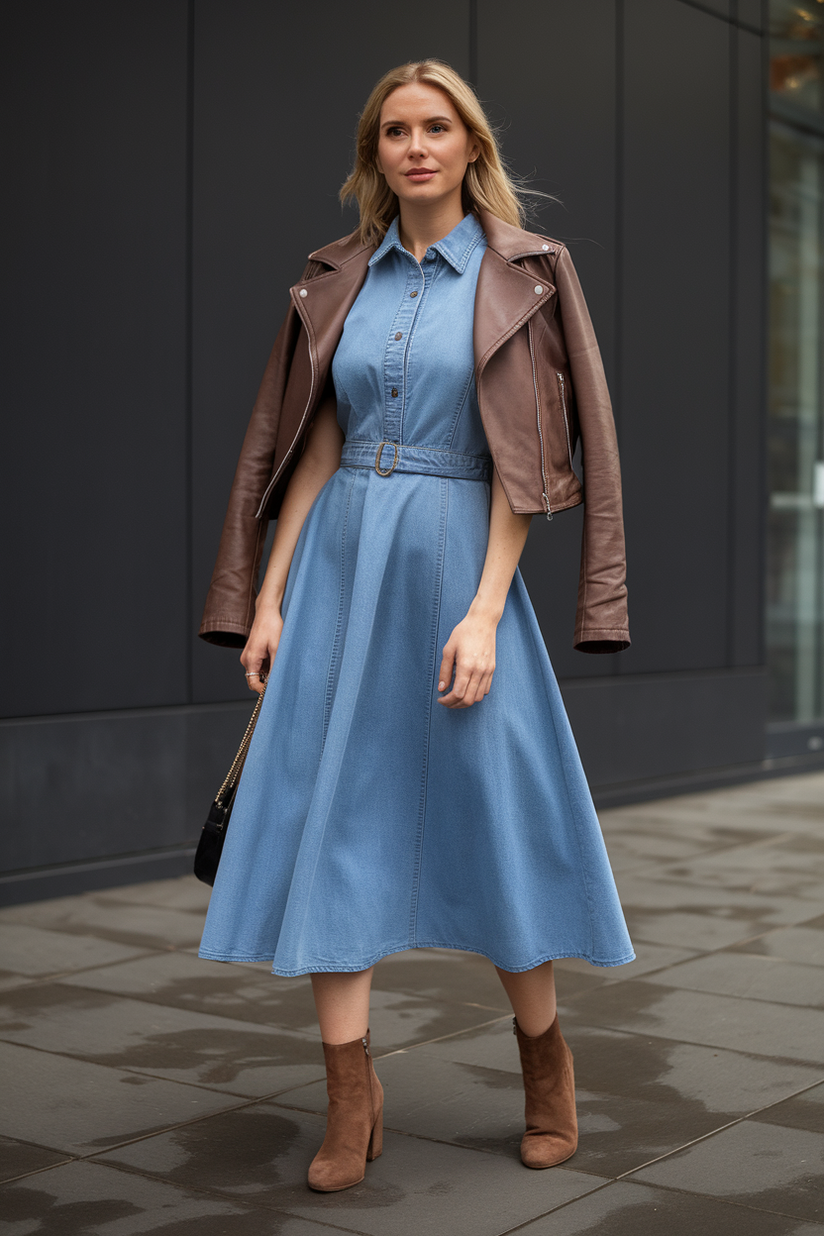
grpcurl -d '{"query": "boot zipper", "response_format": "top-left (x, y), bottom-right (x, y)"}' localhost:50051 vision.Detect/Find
top-left (362, 1037), bottom-right (370, 1056)
top-left (528, 322), bottom-right (552, 521)
top-left (556, 372), bottom-right (574, 469)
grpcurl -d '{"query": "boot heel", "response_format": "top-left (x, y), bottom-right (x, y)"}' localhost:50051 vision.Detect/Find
top-left (366, 1106), bottom-right (383, 1161)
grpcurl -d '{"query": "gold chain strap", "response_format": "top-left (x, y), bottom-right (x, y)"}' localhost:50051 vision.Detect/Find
top-left (215, 687), bottom-right (266, 806)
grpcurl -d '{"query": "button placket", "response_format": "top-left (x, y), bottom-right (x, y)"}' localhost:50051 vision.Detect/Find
top-left (382, 257), bottom-right (424, 442)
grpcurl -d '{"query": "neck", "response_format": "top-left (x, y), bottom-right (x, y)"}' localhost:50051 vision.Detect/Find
top-left (397, 195), bottom-right (467, 262)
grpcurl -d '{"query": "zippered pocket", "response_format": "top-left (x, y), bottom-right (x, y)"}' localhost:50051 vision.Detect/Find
top-left (556, 371), bottom-right (574, 470)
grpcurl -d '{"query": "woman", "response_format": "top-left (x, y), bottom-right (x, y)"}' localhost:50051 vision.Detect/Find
top-left (198, 59), bottom-right (634, 1192)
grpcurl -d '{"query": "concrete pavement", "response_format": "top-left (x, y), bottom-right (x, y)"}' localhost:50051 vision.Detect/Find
top-left (1, 771), bottom-right (823, 1234)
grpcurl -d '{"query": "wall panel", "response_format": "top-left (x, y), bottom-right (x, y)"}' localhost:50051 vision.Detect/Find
top-left (618, 0), bottom-right (732, 674)
top-left (477, 0), bottom-right (618, 680)
top-left (1, 1), bottom-right (189, 717)
top-left (730, 27), bottom-right (767, 665)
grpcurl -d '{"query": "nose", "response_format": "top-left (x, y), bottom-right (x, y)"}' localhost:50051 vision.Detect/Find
top-left (408, 127), bottom-right (428, 158)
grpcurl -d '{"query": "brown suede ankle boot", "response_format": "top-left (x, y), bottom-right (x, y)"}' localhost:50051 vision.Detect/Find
top-left (307, 1029), bottom-right (384, 1192)
top-left (514, 1014), bottom-right (578, 1168)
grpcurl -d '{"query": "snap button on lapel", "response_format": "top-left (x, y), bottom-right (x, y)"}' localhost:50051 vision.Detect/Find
top-left (299, 288), bottom-right (308, 298)
top-left (542, 244), bottom-right (549, 251)
top-left (534, 284), bottom-right (544, 295)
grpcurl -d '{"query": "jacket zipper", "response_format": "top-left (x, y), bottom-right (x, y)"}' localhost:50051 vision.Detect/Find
top-left (556, 372), bottom-right (574, 470)
top-left (528, 322), bottom-right (552, 520)
top-left (255, 311), bottom-right (316, 518)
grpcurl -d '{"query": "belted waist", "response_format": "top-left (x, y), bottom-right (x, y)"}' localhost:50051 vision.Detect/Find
top-left (340, 440), bottom-right (492, 481)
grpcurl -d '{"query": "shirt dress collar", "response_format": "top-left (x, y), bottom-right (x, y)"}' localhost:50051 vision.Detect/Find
top-left (369, 212), bottom-right (485, 274)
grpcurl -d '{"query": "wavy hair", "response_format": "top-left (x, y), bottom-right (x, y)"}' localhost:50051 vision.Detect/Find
top-left (340, 60), bottom-right (528, 245)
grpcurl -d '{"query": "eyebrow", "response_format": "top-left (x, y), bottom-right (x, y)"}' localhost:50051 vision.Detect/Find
top-left (381, 115), bottom-right (453, 129)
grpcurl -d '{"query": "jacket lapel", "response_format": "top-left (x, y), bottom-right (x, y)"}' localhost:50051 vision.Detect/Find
top-left (290, 235), bottom-right (374, 386)
top-left (474, 210), bottom-right (556, 376)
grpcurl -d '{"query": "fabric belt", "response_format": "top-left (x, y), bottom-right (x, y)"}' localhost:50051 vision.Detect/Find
top-left (340, 440), bottom-right (492, 482)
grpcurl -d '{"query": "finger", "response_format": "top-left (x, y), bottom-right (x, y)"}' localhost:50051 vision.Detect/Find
top-left (476, 669), bottom-right (494, 701)
top-left (242, 655), bottom-right (269, 693)
top-left (440, 671), bottom-right (475, 708)
top-left (438, 646), bottom-right (456, 693)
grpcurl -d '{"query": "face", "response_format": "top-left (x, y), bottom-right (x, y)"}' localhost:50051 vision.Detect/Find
top-left (376, 82), bottom-right (480, 210)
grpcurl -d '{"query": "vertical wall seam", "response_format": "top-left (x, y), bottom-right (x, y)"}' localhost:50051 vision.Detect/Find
top-left (185, 0), bottom-right (195, 705)
top-left (727, 17), bottom-right (737, 668)
top-left (614, 0), bottom-right (624, 679)
top-left (757, 1), bottom-right (769, 670)
top-left (469, 0), bottom-right (478, 88)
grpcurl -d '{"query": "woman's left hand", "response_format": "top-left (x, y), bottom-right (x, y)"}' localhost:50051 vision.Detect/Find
top-left (437, 609), bottom-right (497, 708)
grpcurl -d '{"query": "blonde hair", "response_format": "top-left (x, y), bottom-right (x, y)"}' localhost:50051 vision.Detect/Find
top-left (340, 60), bottom-right (526, 245)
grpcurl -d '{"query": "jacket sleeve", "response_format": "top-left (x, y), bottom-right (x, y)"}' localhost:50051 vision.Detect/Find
top-left (198, 298), bottom-right (304, 647)
top-left (553, 245), bottom-right (630, 653)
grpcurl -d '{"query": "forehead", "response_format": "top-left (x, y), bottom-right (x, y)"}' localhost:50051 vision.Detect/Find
top-left (380, 81), bottom-right (460, 123)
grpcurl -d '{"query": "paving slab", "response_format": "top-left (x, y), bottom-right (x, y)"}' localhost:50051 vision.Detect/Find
top-left (0, 982), bottom-right (327, 1097)
top-left (641, 951), bottom-right (824, 1007)
top-left (615, 870), bottom-right (821, 926)
top-left (752, 1082), bottom-right (824, 1135)
top-left (622, 907), bottom-right (786, 953)
top-left (96, 874), bottom-right (214, 912)
top-left (0, 922), bottom-right (148, 977)
top-left (0, 1159), bottom-right (362, 1235)
top-left (632, 1119), bottom-right (824, 1222)
top-left (0, 893), bottom-right (205, 949)
top-left (511, 1178), bottom-right (824, 1235)
top-left (563, 979), bottom-right (824, 1065)
top-left (0, 1040), bottom-right (239, 1156)
top-left (732, 920), bottom-right (824, 966)
top-left (93, 1102), bottom-right (607, 1236)
top-left (0, 1135), bottom-right (70, 1184)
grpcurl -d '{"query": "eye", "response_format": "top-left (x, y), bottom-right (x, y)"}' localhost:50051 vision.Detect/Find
top-left (386, 126), bottom-right (405, 138)
top-left (430, 124), bottom-right (446, 134)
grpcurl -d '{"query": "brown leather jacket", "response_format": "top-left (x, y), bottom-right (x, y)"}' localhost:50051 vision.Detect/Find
top-left (200, 210), bottom-right (629, 653)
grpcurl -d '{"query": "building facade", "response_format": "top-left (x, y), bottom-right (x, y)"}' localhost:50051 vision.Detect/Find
top-left (3, 0), bottom-right (819, 905)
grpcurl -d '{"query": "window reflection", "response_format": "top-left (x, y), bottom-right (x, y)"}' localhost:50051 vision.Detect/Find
top-left (770, 0), bottom-right (824, 117)
top-left (768, 2), bottom-right (824, 736)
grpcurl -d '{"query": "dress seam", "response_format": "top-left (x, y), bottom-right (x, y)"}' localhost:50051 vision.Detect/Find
top-left (321, 470), bottom-right (355, 751)
top-left (408, 475), bottom-right (449, 947)
top-left (526, 609), bottom-right (598, 958)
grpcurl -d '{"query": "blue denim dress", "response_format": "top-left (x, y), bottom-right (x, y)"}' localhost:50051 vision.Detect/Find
top-left (199, 213), bottom-right (634, 976)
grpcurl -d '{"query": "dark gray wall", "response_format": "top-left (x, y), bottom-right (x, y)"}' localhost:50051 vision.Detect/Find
top-left (1, 0), bottom-right (778, 904)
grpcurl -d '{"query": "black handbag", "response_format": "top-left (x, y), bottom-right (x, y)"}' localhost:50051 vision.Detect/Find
top-left (194, 686), bottom-right (266, 886)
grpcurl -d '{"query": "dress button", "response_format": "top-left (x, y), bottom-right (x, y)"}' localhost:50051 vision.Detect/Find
top-left (410, 290), bottom-right (418, 298)
top-left (391, 387), bottom-right (398, 398)
top-left (542, 244), bottom-right (549, 251)
top-left (299, 288), bottom-right (307, 298)
top-left (394, 332), bottom-right (402, 341)
top-left (534, 284), bottom-right (543, 295)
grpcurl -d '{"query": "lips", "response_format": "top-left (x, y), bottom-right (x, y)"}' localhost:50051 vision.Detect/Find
top-left (406, 169), bottom-right (437, 181)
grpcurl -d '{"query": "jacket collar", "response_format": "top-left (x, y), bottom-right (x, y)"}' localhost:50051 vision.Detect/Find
top-left (294, 211), bottom-right (557, 382)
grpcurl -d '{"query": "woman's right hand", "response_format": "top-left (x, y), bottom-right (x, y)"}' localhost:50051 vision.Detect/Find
top-left (240, 607), bottom-right (284, 694)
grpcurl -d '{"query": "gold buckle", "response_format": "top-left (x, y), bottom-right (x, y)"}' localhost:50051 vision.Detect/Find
top-left (375, 441), bottom-right (399, 476)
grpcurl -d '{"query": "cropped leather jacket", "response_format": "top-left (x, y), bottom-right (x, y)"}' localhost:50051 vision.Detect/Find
top-left (200, 210), bottom-right (630, 653)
